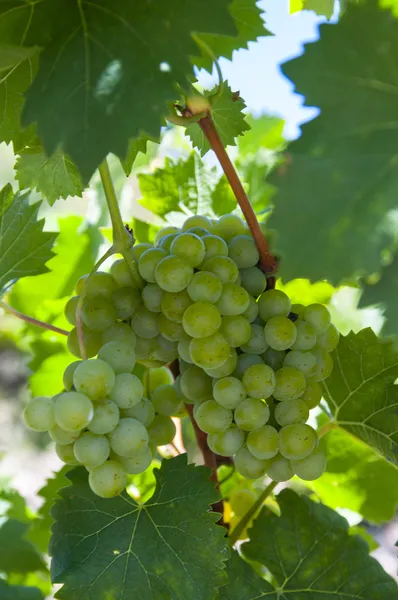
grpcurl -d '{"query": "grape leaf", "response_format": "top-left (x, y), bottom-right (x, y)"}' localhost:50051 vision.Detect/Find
top-left (276, 278), bottom-right (335, 306)
top-left (131, 218), bottom-right (161, 244)
top-left (30, 352), bottom-right (71, 397)
top-left (15, 145), bottom-right (84, 205)
top-left (0, 483), bottom-right (31, 524)
top-left (309, 427), bottom-right (398, 524)
top-left (122, 137), bottom-right (150, 176)
top-left (0, 580), bottom-right (44, 600)
top-left (211, 175), bottom-right (236, 216)
top-left (218, 551), bottom-right (276, 599)
top-left (187, 84), bottom-right (250, 156)
top-left (51, 457), bottom-right (229, 600)
top-left (0, 185), bottom-right (57, 290)
top-left (238, 114), bottom-right (285, 156)
top-left (359, 254), bottom-right (398, 337)
top-left (0, 44), bottom-right (37, 71)
top-left (323, 328), bottom-right (398, 465)
top-left (0, 519), bottom-right (46, 574)
top-left (290, 0), bottom-right (335, 17)
top-left (268, 1), bottom-right (398, 283)
top-left (242, 489), bottom-right (398, 599)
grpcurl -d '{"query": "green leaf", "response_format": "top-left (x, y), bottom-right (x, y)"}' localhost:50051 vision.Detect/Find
top-left (290, 0), bottom-right (335, 17)
top-left (0, 519), bottom-right (46, 574)
top-left (218, 551), bottom-right (276, 599)
top-left (238, 115), bottom-right (285, 156)
top-left (309, 427), bottom-right (398, 524)
top-left (51, 457), bottom-right (229, 600)
top-left (187, 84), bottom-right (250, 155)
top-left (276, 278), bottom-right (335, 306)
top-left (349, 526), bottom-right (379, 552)
top-left (131, 218), bottom-right (161, 244)
top-left (211, 175), bottom-right (237, 216)
top-left (323, 328), bottom-right (398, 465)
top-left (0, 186), bottom-right (57, 290)
top-left (0, 44), bottom-right (37, 71)
top-left (360, 255), bottom-right (398, 337)
top-left (0, 482), bottom-right (31, 524)
top-left (30, 352), bottom-right (71, 397)
top-left (0, 580), bottom-right (44, 600)
top-left (268, 1), bottom-right (398, 284)
top-left (122, 136), bottom-right (150, 176)
top-left (242, 489), bottom-right (398, 599)
top-left (15, 145), bottom-right (84, 205)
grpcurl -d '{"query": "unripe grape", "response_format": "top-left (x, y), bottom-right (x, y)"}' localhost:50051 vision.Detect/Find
top-left (151, 384), bottom-right (183, 416)
top-left (187, 271), bottom-right (223, 303)
top-left (180, 365), bottom-right (212, 402)
top-left (133, 243), bottom-right (152, 261)
top-left (182, 302), bottom-right (222, 338)
top-left (235, 353), bottom-right (264, 379)
top-left (55, 443), bottom-right (80, 465)
top-left (67, 326), bottom-right (102, 358)
top-left (161, 290), bottom-right (191, 323)
top-left (131, 306), bottom-right (159, 339)
top-left (73, 359), bottom-right (115, 402)
top-left (247, 425), bottom-right (279, 460)
top-left (182, 215), bottom-right (214, 232)
top-left (110, 373), bottom-right (144, 409)
top-left (98, 341), bottom-right (136, 374)
top-left (316, 323), bottom-right (339, 352)
top-left (49, 425), bottom-right (81, 445)
top-left (54, 392), bottom-right (94, 432)
top-left (110, 258), bottom-right (136, 287)
top-left (301, 380), bottom-right (323, 409)
top-left (213, 214), bottom-right (247, 241)
top-left (154, 226), bottom-right (179, 245)
top-left (158, 313), bottom-right (185, 341)
top-left (142, 283), bottom-right (164, 313)
top-left (242, 364), bottom-right (275, 400)
top-left (82, 297), bottom-right (116, 332)
top-left (138, 248), bottom-right (168, 283)
top-left (177, 337), bottom-right (194, 364)
top-left (262, 348), bottom-right (285, 371)
top-left (207, 425), bottom-right (244, 457)
top-left (239, 267), bottom-right (266, 297)
top-left (76, 271), bottom-right (117, 297)
top-left (112, 287), bottom-right (141, 320)
top-left (213, 376), bottom-right (246, 409)
top-left (234, 446), bottom-right (269, 479)
top-left (303, 303), bottom-right (331, 334)
top-left (266, 454), bottom-right (294, 482)
top-left (274, 399), bottom-right (309, 426)
top-left (89, 461), bottom-right (127, 498)
top-left (63, 361), bottom-right (82, 391)
top-left (102, 323), bottom-right (137, 347)
top-left (264, 316), bottom-right (297, 351)
top-left (189, 332), bottom-right (230, 370)
top-left (291, 447), bottom-right (327, 480)
top-left (204, 349), bottom-right (237, 378)
top-left (170, 233), bottom-right (205, 267)
top-left (195, 400), bottom-right (233, 434)
top-left (158, 233), bottom-right (179, 252)
top-left (228, 235), bottom-right (259, 268)
top-left (220, 315), bottom-right (251, 348)
top-left (273, 367), bottom-right (306, 401)
top-left (147, 414), bottom-right (176, 445)
top-left (74, 432), bottom-right (110, 467)
top-left (118, 446), bottom-right (153, 474)
top-left (283, 350), bottom-right (317, 377)
top-left (216, 283), bottom-right (249, 316)
top-left (155, 256), bottom-right (193, 292)
top-left (291, 303), bottom-right (305, 317)
top-left (234, 397), bottom-right (270, 431)
top-left (279, 424), bottom-right (318, 460)
top-left (241, 324), bottom-right (268, 355)
top-left (201, 256), bottom-right (239, 284)
top-left (145, 366), bottom-right (174, 394)
top-left (64, 296), bottom-right (79, 325)
top-left (258, 289), bottom-right (291, 321)
top-left (312, 349), bottom-right (334, 382)
top-left (24, 396), bottom-right (55, 431)
top-left (201, 235), bottom-right (228, 261)
top-left (122, 398), bottom-right (155, 427)
top-left (291, 320), bottom-right (317, 350)
top-left (109, 418), bottom-right (148, 456)
top-left (242, 295), bottom-right (259, 323)
top-left (88, 400), bottom-right (120, 434)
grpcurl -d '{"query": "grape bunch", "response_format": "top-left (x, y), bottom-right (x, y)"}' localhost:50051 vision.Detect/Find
top-left (23, 213), bottom-right (339, 497)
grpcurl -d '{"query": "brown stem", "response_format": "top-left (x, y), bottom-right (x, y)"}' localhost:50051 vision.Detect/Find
top-left (198, 114), bottom-right (277, 275)
top-left (0, 301), bottom-right (69, 336)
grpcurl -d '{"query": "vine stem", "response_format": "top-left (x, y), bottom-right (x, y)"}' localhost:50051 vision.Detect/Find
top-left (0, 300), bottom-right (69, 336)
top-left (229, 480), bottom-right (278, 546)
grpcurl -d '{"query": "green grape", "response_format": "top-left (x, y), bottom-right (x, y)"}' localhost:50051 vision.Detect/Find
top-left (88, 400), bottom-right (120, 434)
top-left (262, 348), bottom-right (285, 371)
top-left (182, 215), bottom-right (213, 232)
top-left (153, 335), bottom-right (178, 363)
top-left (274, 399), bottom-right (309, 426)
top-left (180, 365), bottom-right (212, 402)
top-left (151, 384), bottom-right (183, 416)
top-left (170, 233), bottom-right (205, 267)
top-left (76, 271), bottom-right (117, 297)
top-left (242, 296), bottom-right (259, 323)
top-left (49, 425), bottom-right (81, 445)
top-left (54, 392), bottom-right (94, 432)
top-left (55, 443), bottom-right (80, 465)
top-left (189, 332), bottom-right (230, 369)
top-left (258, 289), bottom-right (291, 321)
top-left (73, 359), bottom-right (115, 402)
top-left (110, 258), bottom-right (135, 287)
top-left (201, 256), bottom-right (239, 284)
top-left (135, 336), bottom-right (157, 360)
top-left (313, 349), bottom-right (334, 382)
top-left (234, 397), bottom-right (270, 431)
top-left (241, 324), bottom-right (268, 355)
top-left (118, 446), bottom-right (153, 474)
top-left (234, 446), bottom-right (269, 479)
top-left (158, 233), bottom-right (179, 252)
top-left (283, 350), bottom-right (317, 377)
top-left (216, 283), bottom-right (249, 316)
top-left (158, 313), bottom-right (184, 341)
top-left (68, 327), bottom-right (102, 358)
top-left (291, 320), bottom-right (317, 350)
top-left (201, 234), bottom-right (228, 261)
top-left (109, 373), bottom-right (144, 409)
top-left (74, 432), bottom-right (110, 467)
top-left (177, 337), bottom-right (194, 364)
top-left (131, 306), bottom-right (159, 339)
top-left (145, 366), bottom-right (174, 394)
top-left (247, 425), bottom-right (279, 460)
top-left (98, 341), bottom-right (136, 375)
top-left (122, 398), bottom-right (155, 427)
top-left (63, 361), bottom-right (81, 391)
top-left (89, 460), bottom-right (127, 498)
top-left (142, 283), bottom-right (164, 313)
top-left (229, 488), bottom-right (257, 516)
top-left (204, 349), bottom-right (237, 378)
top-left (185, 227), bottom-right (210, 237)
top-left (195, 400), bottom-right (233, 434)
top-left (156, 255), bottom-right (194, 292)
top-left (291, 303), bottom-right (305, 317)
top-left (161, 290), bottom-right (191, 323)
top-left (220, 315), bottom-right (251, 348)
top-left (133, 243), bottom-right (152, 261)
top-left (228, 235), bottom-right (259, 268)
top-left (264, 316), bottom-right (297, 351)
top-left (279, 423), bottom-right (318, 460)
top-left (316, 323), bottom-right (339, 352)
top-left (242, 364), bottom-right (275, 400)
top-left (187, 271), bottom-right (223, 303)
top-left (102, 323), bottom-right (137, 348)
top-left (303, 303), bottom-right (331, 334)
top-left (213, 214), bottom-right (247, 241)
top-left (64, 296), bottom-right (79, 325)
top-left (235, 353), bottom-right (264, 379)
top-left (273, 367), bottom-right (306, 401)
top-left (154, 226), bottom-right (179, 245)
top-left (111, 287), bottom-right (141, 320)
top-left (109, 418), bottom-right (149, 456)
top-left (291, 447), bottom-right (327, 480)
top-left (239, 267), bottom-right (266, 297)
top-left (207, 425), bottom-right (244, 457)
top-left (182, 301), bottom-right (221, 338)
top-left (147, 414), bottom-right (176, 445)
top-left (24, 396), bottom-right (55, 431)
top-left (213, 376), bottom-right (246, 409)
top-left (266, 454), bottom-right (294, 482)
top-left (138, 248), bottom-right (168, 283)
top-left (301, 380), bottom-right (323, 409)
top-left (82, 297), bottom-right (116, 332)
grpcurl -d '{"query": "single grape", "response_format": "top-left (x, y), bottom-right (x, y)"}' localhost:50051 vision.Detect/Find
top-left (291, 303), bottom-right (305, 317)
top-left (161, 290), bottom-right (191, 323)
top-left (82, 297), bottom-right (116, 332)
top-left (64, 296), bottom-right (79, 325)
top-left (24, 396), bottom-right (55, 431)
top-left (228, 235), bottom-right (259, 268)
top-left (258, 289), bottom-right (291, 321)
top-left (73, 359), bottom-right (115, 402)
top-left (110, 373), bottom-right (144, 409)
top-left (213, 376), bottom-right (246, 409)
top-left (201, 234), bottom-right (228, 261)
top-left (229, 488), bottom-right (257, 516)
top-left (170, 233), bottom-right (205, 267)
top-left (262, 348), bottom-right (285, 371)
top-left (234, 397), bottom-right (270, 431)
top-left (89, 461), bottom-right (127, 498)
top-left (273, 367), bottom-right (306, 401)
top-left (283, 350), bottom-right (317, 377)
top-left (118, 446), bottom-right (153, 474)
top-left (220, 315), bottom-right (251, 348)
top-left (76, 271), bottom-right (117, 298)
top-left (153, 335), bottom-right (178, 364)
top-left (264, 316), bottom-right (297, 351)
top-left (155, 256), bottom-right (193, 293)
top-left (67, 326), bottom-right (102, 359)
top-left (179, 365), bottom-right (213, 402)
top-left (138, 248), bottom-right (168, 283)
top-left (291, 320), bottom-right (317, 351)
top-left (147, 414), bottom-right (176, 445)
top-left (182, 302), bottom-right (221, 338)
top-left (316, 323), bottom-right (339, 352)
top-left (151, 384), bottom-right (183, 416)
top-left (234, 446), bottom-right (269, 479)
top-left (158, 233), bottom-right (179, 252)
top-left (154, 226), bottom-right (179, 245)
top-left (207, 425), bottom-right (244, 457)
top-left (102, 323), bottom-right (137, 347)
top-left (239, 267), bottom-right (266, 297)
top-left (301, 380), bottom-right (323, 409)
top-left (109, 418), bottom-right (149, 456)
top-left (112, 286), bottom-right (141, 320)
top-left (158, 313), bottom-right (185, 341)
top-left (63, 361), bottom-right (81, 391)
top-left (54, 392), bottom-right (94, 432)
top-left (131, 306), bottom-right (160, 339)
top-left (98, 341), bottom-right (136, 375)
top-left (235, 353), bottom-right (264, 379)
top-left (189, 332), bottom-right (230, 370)
top-left (241, 324), bottom-right (268, 355)
top-left (312, 349), bottom-right (334, 382)
top-left (177, 337), bottom-right (194, 364)
top-left (213, 214), bottom-right (247, 241)
top-left (145, 366), bottom-right (174, 394)
top-left (110, 258), bottom-right (136, 287)
top-left (201, 256), bottom-right (239, 284)
top-left (303, 303), bottom-right (331, 335)
top-left (216, 283), bottom-right (250, 316)
top-left (49, 425), bottom-right (81, 445)
top-left (74, 432), bottom-right (110, 467)
top-left (247, 425), bottom-right (279, 460)
top-left (182, 215), bottom-right (214, 232)
top-left (274, 399), bottom-right (309, 426)
top-left (266, 454), bottom-right (294, 482)
top-left (279, 423), bottom-right (318, 460)
top-left (133, 243), bottom-right (152, 261)
top-left (195, 400), bottom-right (233, 434)
top-left (187, 271), bottom-right (223, 303)
top-left (142, 283), bottom-right (164, 313)
top-left (242, 364), bottom-right (275, 400)
top-left (122, 398), bottom-right (155, 427)
top-left (242, 295), bottom-right (259, 323)
top-left (55, 443), bottom-right (80, 465)
top-left (88, 400), bottom-right (120, 434)
top-left (204, 349), bottom-right (237, 378)
top-left (135, 336), bottom-right (157, 360)
top-left (291, 447), bottom-right (327, 480)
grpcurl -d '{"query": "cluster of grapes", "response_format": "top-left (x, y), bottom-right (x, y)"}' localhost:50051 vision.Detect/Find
top-left (23, 213), bottom-right (338, 497)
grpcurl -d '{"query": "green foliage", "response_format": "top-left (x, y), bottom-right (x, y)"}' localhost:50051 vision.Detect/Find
top-left (218, 551), bottom-right (276, 599)
top-left (0, 580), bottom-right (44, 600)
top-left (51, 457), bottom-right (229, 600)
top-left (0, 519), bottom-right (46, 574)
top-left (360, 255), bottom-right (398, 336)
top-left (290, 0), bottom-right (335, 17)
top-left (238, 114), bottom-right (285, 156)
